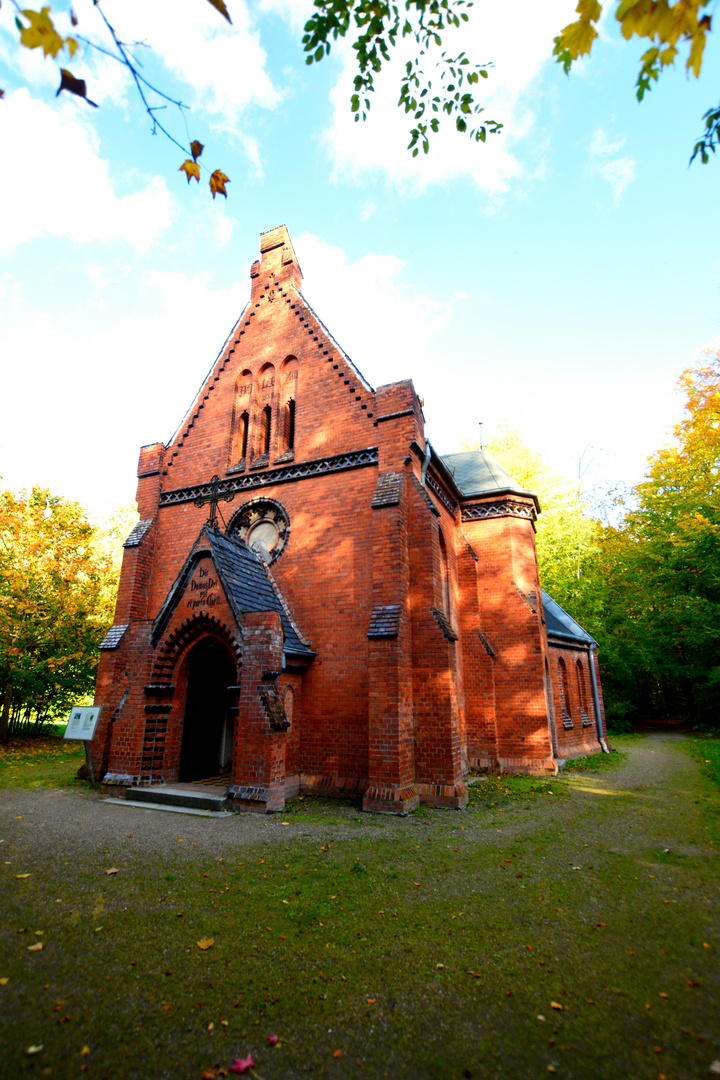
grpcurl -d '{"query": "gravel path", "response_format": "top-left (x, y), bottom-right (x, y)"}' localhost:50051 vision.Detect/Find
top-left (0, 732), bottom-right (709, 864)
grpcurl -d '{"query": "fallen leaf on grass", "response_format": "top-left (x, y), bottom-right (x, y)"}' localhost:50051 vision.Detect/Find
top-left (333, 1050), bottom-right (342, 1058)
top-left (550, 1001), bottom-right (563, 1010)
top-left (709, 1063), bottom-right (720, 1075)
top-left (659, 992), bottom-right (668, 998)
top-left (229, 1055), bottom-right (254, 1073)
top-left (15, 873), bottom-right (30, 879)
top-left (208, 1022), bottom-right (214, 1031)
top-left (105, 868), bottom-right (119, 876)
top-left (26, 1045), bottom-right (43, 1055)
top-left (80, 1046), bottom-right (89, 1055)
top-left (267, 1034), bottom-right (278, 1045)
top-left (197, 938), bottom-right (215, 950)
top-left (686, 979), bottom-right (701, 987)
top-left (0, 978), bottom-right (9, 986)
top-left (27, 943), bottom-right (43, 952)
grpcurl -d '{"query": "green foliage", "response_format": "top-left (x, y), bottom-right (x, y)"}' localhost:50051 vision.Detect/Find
top-left (581, 354), bottom-right (720, 725)
top-left (0, 485), bottom-right (135, 739)
top-left (302, 0), bottom-right (501, 154)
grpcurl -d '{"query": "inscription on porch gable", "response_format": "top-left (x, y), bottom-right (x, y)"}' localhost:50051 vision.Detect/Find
top-left (185, 564), bottom-right (221, 612)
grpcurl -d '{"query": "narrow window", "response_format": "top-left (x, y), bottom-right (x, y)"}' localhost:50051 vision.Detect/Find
top-left (239, 411), bottom-right (249, 460)
top-left (261, 404), bottom-right (271, 455)
top-left (438, 530), bottom-right (451, 617)
top-left (558, 658), bottom-right (572, 726)
top-left (285, 399), bottom-right (295, 451)
top-left (576, 659), bottom-right (592, 725)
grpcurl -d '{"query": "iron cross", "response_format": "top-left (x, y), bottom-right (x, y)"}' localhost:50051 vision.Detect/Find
top-left (194, 475), bottom-right (235, 528)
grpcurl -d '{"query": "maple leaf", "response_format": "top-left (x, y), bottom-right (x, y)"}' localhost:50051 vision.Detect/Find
top-left (56, 69), bottom-right (98, 108)
top-left (196, 937), bottom-right (214, 950)
top-left (229, 1054), bottom-right (254, 1073)
top-left (190, 140), bottom-right (204, 161)
top-left (209, 169), bottom-right (230, 199)
top-left (180, 160), bottom-right (201, 184)
top-left (206, 0), bottom-right (232, 23)
top-left (20, 7), bottom-right (65, 58)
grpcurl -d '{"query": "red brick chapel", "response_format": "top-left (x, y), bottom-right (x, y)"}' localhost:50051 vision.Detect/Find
top-left (93, 225), bottom-right (608, 815)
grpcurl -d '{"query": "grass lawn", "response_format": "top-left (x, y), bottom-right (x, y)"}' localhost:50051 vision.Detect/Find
top-left (0, 734), bottom-right (718, 1079)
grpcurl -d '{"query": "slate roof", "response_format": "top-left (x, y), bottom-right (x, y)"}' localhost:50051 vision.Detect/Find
top-left (541, 590), bottom-right (597, 646)
top-left (207, 529), bottom-right (314, 660)
top-left (441, 447), bottom-right (538, 504)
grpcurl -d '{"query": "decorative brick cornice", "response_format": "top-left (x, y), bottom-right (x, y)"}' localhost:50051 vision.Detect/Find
top-left (159, 447), bottom-right (379, 507)
top-left (426, 472), bottom-right (456, 514)
top-left (461, 498), bottom-right (537, 523)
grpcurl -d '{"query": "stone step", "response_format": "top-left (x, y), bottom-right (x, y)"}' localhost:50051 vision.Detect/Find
top-left (104, 798), bottom-right (232, 818)
top-left (125, 786), bottom-right (228, 812)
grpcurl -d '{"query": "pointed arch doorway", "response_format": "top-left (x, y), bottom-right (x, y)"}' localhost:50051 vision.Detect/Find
top-left (179, 637), bottom-right (237, 781)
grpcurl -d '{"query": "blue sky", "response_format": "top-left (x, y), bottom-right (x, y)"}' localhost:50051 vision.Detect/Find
top-left (1, 0), bottom-right (718, 517)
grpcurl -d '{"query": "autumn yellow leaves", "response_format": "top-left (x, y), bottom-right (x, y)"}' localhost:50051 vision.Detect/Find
top-left (9, 4), bottom-right (232, 200)
top-left (180, 140), bottom-right (230, 200)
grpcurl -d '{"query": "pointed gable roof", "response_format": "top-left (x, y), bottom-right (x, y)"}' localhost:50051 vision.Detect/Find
top-left (152, 527), bottom-right (314, 661)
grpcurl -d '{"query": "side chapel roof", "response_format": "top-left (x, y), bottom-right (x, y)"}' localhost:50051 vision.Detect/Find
top-left (541, 589), bottom-right (597, 646)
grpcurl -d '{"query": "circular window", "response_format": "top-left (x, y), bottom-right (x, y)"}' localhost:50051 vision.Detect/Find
top-left (229, 499), bottom-right (290, 565)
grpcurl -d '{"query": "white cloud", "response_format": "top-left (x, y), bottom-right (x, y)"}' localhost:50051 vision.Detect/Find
top-left (0, 90), bottom-right (174, 252)
top-left (588, 126), bottom-right (636, 203)
top-left (0, 268), bottom-right (246, 513)
top-left (323, 0), bottom-right (577, 192)
top-left (293, 232), bottom-right (452, 384)
top-left (72, 0), bottom-right (284, 127)
top-left (597, 155), bottom-right (636, 203)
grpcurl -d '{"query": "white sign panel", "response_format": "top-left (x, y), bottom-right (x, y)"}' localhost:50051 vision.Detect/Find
top-left (64, 706), bottom-right (101, 741)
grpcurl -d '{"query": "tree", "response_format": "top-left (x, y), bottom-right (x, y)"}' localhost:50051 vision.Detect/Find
top-left (0, 486), bottom-right (135, 741)
top-left (2, 0), bottom-right (717, 193)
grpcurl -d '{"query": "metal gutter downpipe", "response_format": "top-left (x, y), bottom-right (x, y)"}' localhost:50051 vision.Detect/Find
top-left (421, 439), bottom-right (432, 486)
top-left (589, 643), bottom-right (609, 752)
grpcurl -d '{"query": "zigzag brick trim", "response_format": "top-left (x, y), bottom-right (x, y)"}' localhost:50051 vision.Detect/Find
top-left (461, 499), bottom-right (537, 523)
top-left (159, 447), bottom-right (379, 507)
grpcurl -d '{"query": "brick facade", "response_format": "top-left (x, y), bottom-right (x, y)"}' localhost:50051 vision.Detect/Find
top-left (94, 225), bottom-right (607, 814)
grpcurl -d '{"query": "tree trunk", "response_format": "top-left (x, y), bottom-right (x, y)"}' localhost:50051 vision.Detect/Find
top-left (0, 683), bottom-right (11, 743)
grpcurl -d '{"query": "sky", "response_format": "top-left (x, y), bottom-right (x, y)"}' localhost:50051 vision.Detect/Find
top-left (1, 0), bottom-right (719, 519)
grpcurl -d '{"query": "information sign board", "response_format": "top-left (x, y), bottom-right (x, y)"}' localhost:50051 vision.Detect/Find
top-left (64, 706), bottom-right (101, 742)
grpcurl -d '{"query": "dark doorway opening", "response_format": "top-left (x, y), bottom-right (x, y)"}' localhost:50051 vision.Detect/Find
top-left (179, 638), bottom-right (236, 781)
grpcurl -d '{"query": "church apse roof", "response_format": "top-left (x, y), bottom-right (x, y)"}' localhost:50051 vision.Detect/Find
top-left (441, 447), bottom-right (540, 509)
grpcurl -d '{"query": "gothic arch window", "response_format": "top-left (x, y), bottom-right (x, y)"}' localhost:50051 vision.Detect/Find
top-left (238, 411), bottom-right (249, 460)
top-left (284, 399), bottom-right (296, 452)
top-left (576, 659), bottom-right (593, 726)
top-left (256, 363), bottom-right (275, 460)
top-left (234, 370), bottom-right (253, 463)
top-left (260, 404), bottom-right (272, 455)
top-left (558, 658), bottom-right (572, 729)
top-left (279, 356), bottom-right (298, 456)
